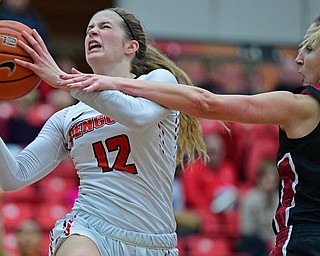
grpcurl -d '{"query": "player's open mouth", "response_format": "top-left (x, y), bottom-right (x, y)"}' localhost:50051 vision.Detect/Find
top-left (88, 41), bottom-right (101, 51)
top-left (298, 72), bottom-right (305, 83)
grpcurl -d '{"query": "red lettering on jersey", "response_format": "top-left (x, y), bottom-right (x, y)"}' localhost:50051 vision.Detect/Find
top-left (82, 119), bottom-right (94, 133)
top-left (74, 123), bottom-right (83, 139)
top-left (93, 115), bottom-right (105, 128)
top-left (92, 141), bottom-right (112, 172)
top-left (67, 114), bottom-right (116, 149)
top-left (105, 116), bottom-right (116, 125)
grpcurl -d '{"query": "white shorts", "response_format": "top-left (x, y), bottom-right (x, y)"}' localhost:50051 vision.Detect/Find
top-left (48, 210), bottom-right (179, 256)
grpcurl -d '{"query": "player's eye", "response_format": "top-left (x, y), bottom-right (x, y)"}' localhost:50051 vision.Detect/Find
top-left (306, 46), bottom-right (313, 53)
top-left (100, 23), bottom-right (112, 30)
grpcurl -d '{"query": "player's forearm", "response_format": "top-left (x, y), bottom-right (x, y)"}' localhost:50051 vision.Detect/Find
top-left (70, 88), bottom-right (171, 129)
top-left (115, 77), bottom-right (212, 118)
top-left (0, 137), bottom-right (27, 191)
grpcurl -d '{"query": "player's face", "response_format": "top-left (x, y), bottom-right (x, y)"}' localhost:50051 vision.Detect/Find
top-left (296, 23), bottom-right (320, 85)
top-left (85, 10), bottom-right (129, 74)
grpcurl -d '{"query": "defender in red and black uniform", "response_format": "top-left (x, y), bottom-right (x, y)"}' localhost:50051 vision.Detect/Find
top-left (272, 85), bottom-right (320, 255)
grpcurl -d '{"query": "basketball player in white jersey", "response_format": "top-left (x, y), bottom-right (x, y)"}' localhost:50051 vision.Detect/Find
top-left (60, 15), bottom-right (320, 256)
top-left (2, 7), bottom-right (207, 256)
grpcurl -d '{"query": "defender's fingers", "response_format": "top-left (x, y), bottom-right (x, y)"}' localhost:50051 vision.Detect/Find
top-left (67, 81), bottom-right (87, 88)
top-left (71, 68), bottom-right (82, 74)
top-left (83, 84), bottom-right (99, 92)
top-left (60, 74), bottom-right (84, 80)
top-left (60, 76), bottom-right (88, 86)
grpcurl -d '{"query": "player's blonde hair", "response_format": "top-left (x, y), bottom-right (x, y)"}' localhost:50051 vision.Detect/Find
top-left (109, 7), bottom-right (208, 166)
top-left (299, 15), bottom-right (320, 54)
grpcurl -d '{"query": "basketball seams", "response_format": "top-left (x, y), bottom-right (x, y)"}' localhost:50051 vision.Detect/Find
top-left (0, 25), bottom-right (24, 34)
top-left (0, 74), bottom-right (40, 100)
top-left (0, 73), bottom-right (38, 83)
top-left (0, 51), bottom-right (32, 59)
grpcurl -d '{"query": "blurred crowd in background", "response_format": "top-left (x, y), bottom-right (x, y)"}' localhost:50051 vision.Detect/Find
top-left (0, 0), bottom-right (302, 255)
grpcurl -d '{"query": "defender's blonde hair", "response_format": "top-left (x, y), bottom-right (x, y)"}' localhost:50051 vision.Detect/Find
top-left (299, 16), bottom-right (320, 54)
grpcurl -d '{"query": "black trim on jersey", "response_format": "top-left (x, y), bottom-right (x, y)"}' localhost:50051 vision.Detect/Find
top-left (294, 84), bottom-right (320, 99)
top-left (293, 86), bottom-right (306, 94)
top-left (304, 85), bottom-right (320, 99)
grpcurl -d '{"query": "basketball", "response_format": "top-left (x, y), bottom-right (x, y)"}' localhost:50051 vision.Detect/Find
top-left (0, 20), bottom-right (41, 100)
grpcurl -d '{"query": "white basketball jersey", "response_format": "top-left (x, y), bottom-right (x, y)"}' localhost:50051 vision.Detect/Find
top-left (68, 69), bottom-right (179, 233)
top-left (0, 69), bottom-right (179, 235)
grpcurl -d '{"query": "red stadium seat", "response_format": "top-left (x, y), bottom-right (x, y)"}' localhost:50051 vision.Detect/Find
top-left (2, 202), bottom-right (35, 232)
top-left (186, 235), bottom-right (232, 256)
top-left (0, 101), bottom-right (17, 141)
top-left (37, 176), bottom-right (78, 205)
top-left (52, 158), bottom-right (77, 178)
top-left (199, 211), bottom-right (226, 237)
top-left (3, 185), bottom-right (39, 203)
top-left (36, 202), bottom-right (70, 231)
top-left (3, 232), bottom-right (18, 256)
top-left (177, 236), bottom-right (186, 256)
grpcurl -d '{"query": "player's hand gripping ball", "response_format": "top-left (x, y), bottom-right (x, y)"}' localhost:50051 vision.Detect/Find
top-left (0, 20), bottom-right (41, 100)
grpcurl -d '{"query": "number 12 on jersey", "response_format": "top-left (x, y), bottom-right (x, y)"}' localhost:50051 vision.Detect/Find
top-left (92, 134), bottom-right (138, 174)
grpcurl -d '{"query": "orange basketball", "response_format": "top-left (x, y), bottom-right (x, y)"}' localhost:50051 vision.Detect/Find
top-left (0, 20), bottom-right (41, 100)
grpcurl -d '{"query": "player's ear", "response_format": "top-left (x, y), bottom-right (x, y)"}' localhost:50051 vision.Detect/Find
top-left (125, 40), bottom-right (139, 56)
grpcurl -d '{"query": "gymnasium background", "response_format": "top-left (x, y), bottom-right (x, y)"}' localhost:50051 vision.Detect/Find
top-left (2, 0), bottom-right (320, 255)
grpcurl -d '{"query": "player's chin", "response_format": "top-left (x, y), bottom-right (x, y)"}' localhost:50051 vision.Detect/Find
top-left (86, 55), bottom-right (102, 69)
